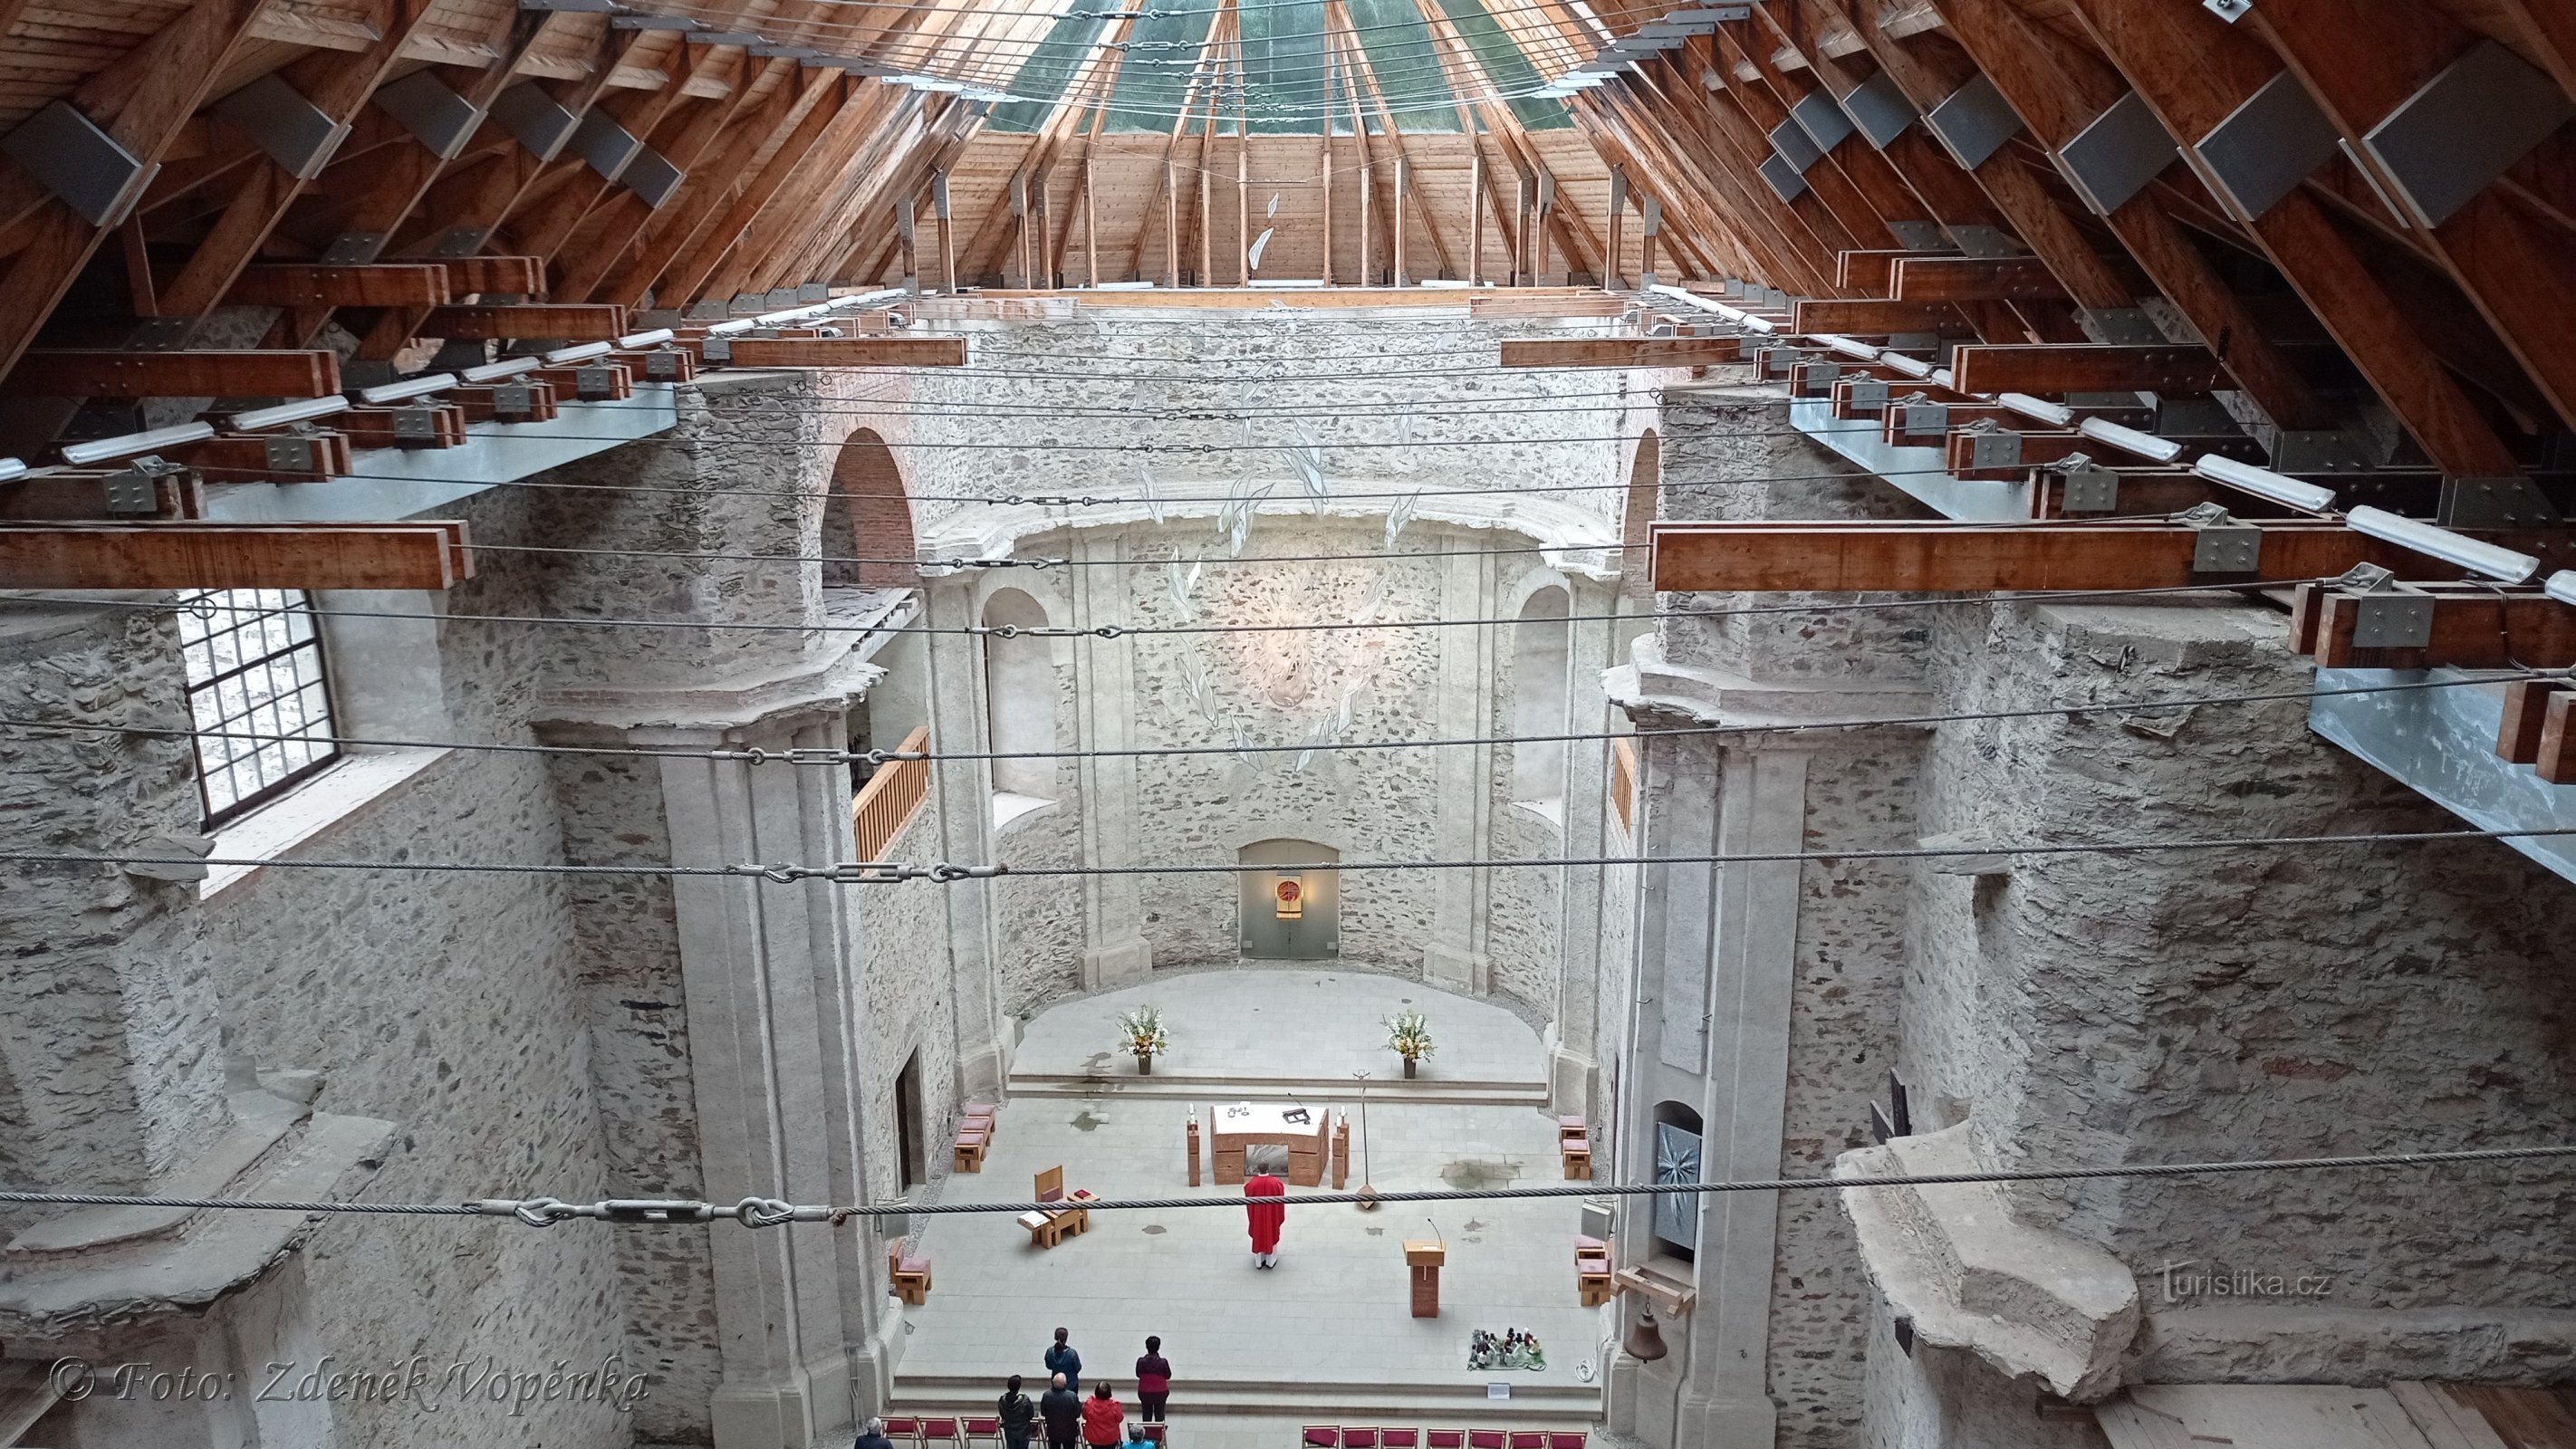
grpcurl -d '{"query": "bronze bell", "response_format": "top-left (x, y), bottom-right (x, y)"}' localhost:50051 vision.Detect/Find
top-left (1622, 1308), bottom-right (1668, 1363)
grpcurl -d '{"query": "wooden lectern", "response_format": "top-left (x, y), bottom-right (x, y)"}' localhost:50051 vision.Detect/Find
top-left (1405, 1240), bottom-right (1446, 1319)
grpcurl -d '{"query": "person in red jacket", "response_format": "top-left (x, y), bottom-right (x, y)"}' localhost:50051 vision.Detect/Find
top-left (1133, 1336), bottom-right (1172, 1422)
top-left (1245, 1149), bottom-right (1286, 1269)
top-left (1081, 1383), bottom-right (1126, 1449)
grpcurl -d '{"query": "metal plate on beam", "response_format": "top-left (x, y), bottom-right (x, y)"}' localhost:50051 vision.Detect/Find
top-left (1769, 118), bottom-right (1821, 173)
top-left (1841, 71), bottom-right (1916, 149)
top-left (2057, 91), bottom-right (2176, 216)
top-left (1791, 91), bottom-right (1854, 154)
top-left (1925, 73), bottom-right (2022, 171)
top-left (622, 146), bottom-right (683, 207)
top-left (491, 83), bottom-right (580, 162)
top-left (1758, 153), bottom-right (1808, 203)
top-left (373, 70), bottom-right (482, 161)
top-left (2363, 40), bottom-right (2576, 229)
top-left (215, 75), bottom-right (348, 180)
top-left (0, 100), bottom-right (155, 226)
top-left (2191, 69), bottom-right (2341, 223)
top-left (571, 110), bottom-right (641, 181)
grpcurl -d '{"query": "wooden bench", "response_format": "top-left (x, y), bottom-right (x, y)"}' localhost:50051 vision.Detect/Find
top-left (953, 1124), bottom-right (989, 1173)
top-left (1019, 1166), bottom-right (1093, 1248)
top-left (887, 1243), bottom-right (932, 1305)
top-left (1576, 1234), bottom-right (1613, 1307)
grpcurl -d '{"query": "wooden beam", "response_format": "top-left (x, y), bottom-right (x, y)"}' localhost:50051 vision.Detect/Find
top-left (1649, 520), bottom-right (2571, 591)
top-left (4, 350), bottom-right (341, 398)
top-left (0, 523), bottom-right (466, 590)
top-left (228, 264), bottom-right (453, 308)
top-left (1792, 299), bottom-right (1972, 334)
top-left (721, 337), bottom-right (967, 368)
top-left (418, 305), bottom-right (629, 341)
top-left (1500, 338), bottom-right (1748, 368)
top-left (444, 256), bottom-right (549, 297)
top-left (2294, 583), bottom-right (2576, 670)
top-left (1892, 256), bottom-right (2071, 302)
top-left (1948, 343), bottom-right (2223, 395)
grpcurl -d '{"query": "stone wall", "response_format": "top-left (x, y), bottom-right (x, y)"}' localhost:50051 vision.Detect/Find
top-left (855, 802), bottom-right (965, 1200)
top-left (1901, 599), bottom-right (2576, 1367)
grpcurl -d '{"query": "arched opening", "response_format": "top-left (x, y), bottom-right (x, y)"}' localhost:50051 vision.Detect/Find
top-left (1649, 1100), bottom-right (1703, 1261)
top-left (1237, 839), bottom-right (1340, 960)
top-left (981, 588), bottom-right (1055, 811)
top-left (1621, 430), bottom-right (1659, 602)
top-left (822, 428), bottom-right (918, 589)
top-left (1511, 586), bottom-right (1572, 815)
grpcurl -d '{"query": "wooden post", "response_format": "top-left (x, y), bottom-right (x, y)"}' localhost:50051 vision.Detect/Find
top-left (1606, 167), bottom-right (1627, 291)
top-left (1083, 156), bottom-right (1099, 287)
top-left (1535, 170), bottom-right (1554, 285)
top-left (934, 171), bottom-right (956, 293)
top-left (1332, 1114), bottom-right (1350, 1188)
top-left (1392, 156), bottom-right (1409, 286)
top-left (1360, 163), bottom-right (1375, 284)
top-left (1639, 193), bottom-right (1659, 288)
top-left (897, 195), bottom-right (918, 293)
top-left (1187, 1114), bottom-right (1202, 1186)
top-left (1321, 61), bottom-right (1336, 287)
top-left (1468, 152), bottom-right (1485, 286)
top-left (1166, 160), bottom-right (1181, 288)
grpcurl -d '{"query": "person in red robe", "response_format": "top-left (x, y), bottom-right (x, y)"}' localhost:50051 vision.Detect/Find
top-left (1245, 1157), bottom-right (1286, 1270)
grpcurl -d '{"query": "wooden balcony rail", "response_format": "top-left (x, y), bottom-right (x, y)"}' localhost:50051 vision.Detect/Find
top-left (853, 725), bottom-right (932, 861)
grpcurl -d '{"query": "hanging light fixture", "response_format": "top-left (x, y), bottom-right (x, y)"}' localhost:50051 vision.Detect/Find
top-left (1622, 1306), bottom-right (1668, 1362)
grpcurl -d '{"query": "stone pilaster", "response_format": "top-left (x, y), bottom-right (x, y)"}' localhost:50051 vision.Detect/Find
top-left (1068, 532), bottom-right (1151, 988)
top-left (919, 575), bottom-right (1011, 1097)
top-left (1425, 548), bottom-right (1497, 991)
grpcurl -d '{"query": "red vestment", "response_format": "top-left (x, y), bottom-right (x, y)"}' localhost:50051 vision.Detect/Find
top-left (1245, 1173), bottom-right (1285, 1252)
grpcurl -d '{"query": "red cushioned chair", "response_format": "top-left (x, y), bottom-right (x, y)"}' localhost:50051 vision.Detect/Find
top-left (1426, 1431), bottom-right (1466, 1449)
top-left (963, 1416), bottom-right (1002, 1449)
top-left (1548, 1433), bottom-right (1588, 1449)
top-left (1343, 1428), bottom-right (1381, 1449)
top-left (882, 1418), bottom-right (921, 1444)
top-left (1508, 1432), bottom-right (1545, 1449)
top-left (1381, 1430), bottom-right (1419, 1449)
top-left (1303, 1428), bottom-right (1340, 1448)
top-left (922, 1416), bottom-right (962, 1447)
top-left (1140, 1427), bottom-right (1167, 1444)
top-left (1468, 1431), bottom-right (1507, 1449)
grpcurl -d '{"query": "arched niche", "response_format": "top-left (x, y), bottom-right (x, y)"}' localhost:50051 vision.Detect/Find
top-left (1511, 585), bottom-right (1572, 813)
top-left (822, 428), bottom-right (918, 589)
top-left (1621, 430), bottom-right (1659, 602)
top-left (1237, 838), bottom-right (1340, 961)
top-left (981, 588), bottom-right (1055, 806)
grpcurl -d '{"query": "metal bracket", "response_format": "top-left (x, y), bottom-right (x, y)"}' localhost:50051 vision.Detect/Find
top-left (2270, 429), bottom-right (2381, 474)
top-left (1768, 117), bottom-right (1821, 173)
top-left (1846, 378), bottom-right (1891, 409)
top-left (641, 349), bottom-right (683, 380)
top-left (2204, 0), bottom-right (2251, 18)
top-left (372, 69), bottom-right (483, 160)
top-left (2363, 41), bottom-right (2576, 228)
top-left (798, 283), bottom-right (829, 303)
top-left (101, 455), bottom-right (186, 514)
top-left (430, 226), bottom-right (493, 258)
top-left (1884, 220), bottom-right (1946, 250)
top-left (1925, 72), bottom-right (2023, 170)
top-left (2078, 307), bottom-right (2163, 346)
top-left (390, 406), bottom-right (439, 446)
top-left (572, 364), bottom-right (616, 398)
top-left (1, 100), bottom-right (157, 227)
top-left (1796, 360), bottom-right (1840, 395)
top-left (2055, 453), bottom-right (2120, 513)
top-left (2437, 475), bottom-right (2562, 529)
top-left (491, 381), bottom-right (536, 418)
top-left (623, 148), bottom-right (684, 208)
top-left (319, 232), bottom-right (389, 264)
top-left (1841, 71), bottom-right (1917, 149)
top-left (1755, 347), bottom-right (1798, 379)
top-left (1897, 397), bottom-right (1947, 437)
top-left (699, 337), bottom-right (733, 364)
top-left (215, 75), bottom-right (348, 179)
top-left (1791, 90), bottom-right (1854, 154)
top-left (1757, 152), bottom-right (1807, 202)
top-left (263, 430), bottom-right (321, 472)
top-left (2056, 90), bottom-right (2177, 216)
top-left (490, 83), bottom-right (580, 162)
top-left (1963, 420), bottom-right (2023, 469)
top-left (2193, 69), bottom-right (2341, 223)
top-left (2338, 563), bottom-right (2435, 649)
top-left (2182, 502), bottom-right (2261, 575)
top-left (1947, 226), bottom-right (2017, 259)
top-left (570, 110), bottom-right (641, 181)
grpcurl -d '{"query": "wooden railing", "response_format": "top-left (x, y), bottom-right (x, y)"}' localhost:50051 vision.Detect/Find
top-left (1610, 737), bottom-right (1639, 839)
top-left (853, 725), bottom-right (931, 861)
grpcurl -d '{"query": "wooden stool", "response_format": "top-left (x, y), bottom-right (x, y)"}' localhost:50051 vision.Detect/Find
top-left (952, 1126), bottom-right (988, 1173)
top-left (1560, 1137), bottom-right (1591, 1180)
top-left (887, 1244), bottom-right (932, 1305)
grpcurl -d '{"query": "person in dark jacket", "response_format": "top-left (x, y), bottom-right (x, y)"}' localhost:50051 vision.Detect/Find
top-left (999, 1375), bottom-right (1038, 1449)
top-left (1081, 1383), bottom-right (1126, 1449)
top-left (855, 1418), bottom-right (896, 1449)
top-left (1044, 1327), bottom-right (1082, 1393)
top-left (1041, 1372), bottom-right (1082, 1449)
top-left (1133, 1337), bottom-right (1172, 1423)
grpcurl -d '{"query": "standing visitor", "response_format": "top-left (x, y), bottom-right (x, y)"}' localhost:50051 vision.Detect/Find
top-left (1000, 1374), bottom-right (1038, 1449)
top-left (1082, 1383), bottom-right (1127, 1449)
top-left (1245, 1150), bottom-right (1286, 1269)
top-left (1134, 1337), bottom-right (1172, 1422)
top-left (1042, 1372), bottom-right (1082, 1449)
top-left (856, 1419), bottom-right (895, 1449)
top-left (1045, 1327), bottom-right (1082, 1392)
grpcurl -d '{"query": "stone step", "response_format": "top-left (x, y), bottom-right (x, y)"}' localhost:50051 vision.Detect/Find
top-left (1005, 1073), bottom-right (1551, 1108)
top-left (889, 1374), bottom-right (1600, 1425)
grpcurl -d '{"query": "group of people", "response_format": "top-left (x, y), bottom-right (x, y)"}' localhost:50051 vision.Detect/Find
top-left (860, 1329), bottom-right (1175, 1449)
top-left (854, 1155), bottom-right (1292, 1449)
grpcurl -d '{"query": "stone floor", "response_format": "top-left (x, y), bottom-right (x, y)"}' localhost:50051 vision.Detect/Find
top-left (882, 970), bottom-right (1609, 1445)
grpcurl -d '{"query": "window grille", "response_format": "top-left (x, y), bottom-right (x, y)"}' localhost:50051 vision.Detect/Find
top-left (175, 588), bottom-right (340, 827)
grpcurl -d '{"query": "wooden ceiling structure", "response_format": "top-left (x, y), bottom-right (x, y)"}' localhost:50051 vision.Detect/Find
top-left (0, 0), bottom-right (2569, 599)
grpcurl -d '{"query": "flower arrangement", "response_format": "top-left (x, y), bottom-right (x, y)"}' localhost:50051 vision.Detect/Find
top-left (1116, 1006), bottom-right (1169, 1073)
top-left (1384, 1010), bottom-right (1435, 1077)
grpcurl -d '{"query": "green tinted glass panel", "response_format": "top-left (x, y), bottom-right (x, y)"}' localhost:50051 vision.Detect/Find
top-left (1102, 8), bottom-right (1224, 132)
top-left (1346, 0), bottom-right (1460, 132)
top-left (1237, 0), bottom-right (1326, 133)
top-left (1436, 0), bottom-right (1573, 130)
top-left (985, 10), bottom-right (1110, 133)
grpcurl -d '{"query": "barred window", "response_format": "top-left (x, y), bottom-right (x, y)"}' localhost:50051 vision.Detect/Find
top-left (176, 589), bottom-right (341, 827)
